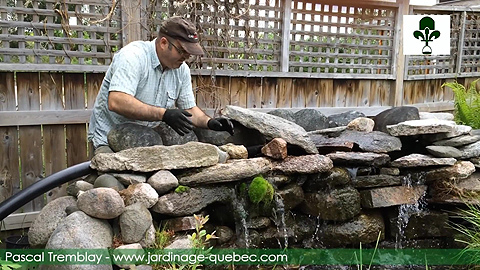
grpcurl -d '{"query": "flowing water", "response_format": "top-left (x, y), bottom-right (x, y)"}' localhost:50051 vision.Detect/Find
top-left (395, 172), bottom-right (427, 249)
top-left (232, 194), bottom-right (250, 248)
top-left (273, 194), bottom-right (288, 248)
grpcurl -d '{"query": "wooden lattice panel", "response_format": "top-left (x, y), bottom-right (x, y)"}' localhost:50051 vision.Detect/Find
top-left (406, 10), bottom-right (461, 79)
top-left (0, 0), bottom-right (121, 67)
top-left (460, 13), bottom-right (480, 74)
top-left (288, 2), bottom-right (396, 75)
top-left (153, 0), bottom-right (283, 72)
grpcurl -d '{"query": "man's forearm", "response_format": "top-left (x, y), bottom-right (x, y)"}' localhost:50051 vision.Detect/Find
top-left (108, 91), bottom-right (166, 121)
top-left (186, 106), bottom-right (211, 128)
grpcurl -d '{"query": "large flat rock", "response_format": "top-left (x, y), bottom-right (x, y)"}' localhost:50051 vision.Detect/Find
top-left (360, 185), bottom-right (427, 208)
top-left (223, 105), bottom-right (318, 154)
top-left (90, 142), bottom-right (219, 172)
top-left (387, 119), bottom-right (455, 136)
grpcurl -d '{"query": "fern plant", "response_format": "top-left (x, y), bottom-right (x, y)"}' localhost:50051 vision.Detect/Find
top-left (443, 79), bottom-right (480, 128)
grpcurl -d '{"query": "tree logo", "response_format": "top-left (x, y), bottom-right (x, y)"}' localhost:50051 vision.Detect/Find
top-left (413, 16), bottom-right (441, 55)
top-left (403, 15), bottom-right (450, 55)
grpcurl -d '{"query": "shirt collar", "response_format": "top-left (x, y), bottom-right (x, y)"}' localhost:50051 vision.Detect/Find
top-left (150, 39), bottom-right (163, 70)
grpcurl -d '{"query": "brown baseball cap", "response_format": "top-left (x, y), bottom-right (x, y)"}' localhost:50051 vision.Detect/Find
top-left (159, 16), bottom-right (204, 56)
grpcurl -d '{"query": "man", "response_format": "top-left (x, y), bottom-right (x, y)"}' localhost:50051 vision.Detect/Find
top-left (88, 16), bottom-right (234, 152)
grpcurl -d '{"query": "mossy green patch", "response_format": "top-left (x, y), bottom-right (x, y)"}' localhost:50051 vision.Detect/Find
top-left (175, 185), bottom-right (190, 193)
top-left (248, 175), bottom-right (274, 205)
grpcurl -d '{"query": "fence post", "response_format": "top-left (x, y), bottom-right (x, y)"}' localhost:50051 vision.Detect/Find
top-left (455, 11), bottom-right (466, 74)
top-left (280, 0), bottom-right (292, 73)
top-left (390, 0), bottom-right (409, 107)
top-left (121, 0), bottom-right (146, 45)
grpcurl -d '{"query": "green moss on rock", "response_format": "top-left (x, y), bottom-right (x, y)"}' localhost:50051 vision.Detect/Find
top-left (175, 185), bottom-right (190, 193)
top-left (248, 175), bottom-right (274, 204)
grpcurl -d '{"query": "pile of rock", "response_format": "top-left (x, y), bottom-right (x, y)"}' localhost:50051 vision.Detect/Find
top-left (27, 105), bottom-right (480, 269)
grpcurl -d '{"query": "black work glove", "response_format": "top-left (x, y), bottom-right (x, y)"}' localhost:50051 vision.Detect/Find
top-left (207, 118), bottom-right (235, 136)
top-left (163, 109), bottom-right (193, 136)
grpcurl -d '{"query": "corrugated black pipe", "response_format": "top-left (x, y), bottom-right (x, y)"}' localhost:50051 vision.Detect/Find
top-left (0, 161), bottom-right (94, 221)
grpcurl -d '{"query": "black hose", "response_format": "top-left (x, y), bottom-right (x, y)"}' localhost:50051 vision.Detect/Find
top-left (0, 161), bottom-right (94, 221)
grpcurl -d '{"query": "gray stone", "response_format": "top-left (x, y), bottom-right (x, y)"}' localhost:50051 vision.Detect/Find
top-left (163, 216), bottom-right (197, 232)
top-left (379, 167), bottom-right (400, 176)
top-left (360, 185), bottom-right (427, 208)
top-left (77, 188), bottom-right (125, 219)
top-left (374, 106), bottom-right (420, 133)
top-left (83, 173), bottom-right (98, 184)
top-left (219, 143), bottom-right (248, 159)
top-left (308, 135), bottom-right (355, 153)
top-left (152, 186), bottom-right (233, 216)
top-left (389, 210), bottom-right (451, 239)
top-left (307, 126), bottom-right (347, 135)
top-left (223, 105), bottom-right (318, 154)
top-left (28, 196), bottom-right (77, 247)
top-left (267, 109), bottom-right (295, 122)
top-left (112, 173), bottom-right (147, 186)
top-left (215, 146), bottom-right (229, 163)
top-left (320, 211), bottom-right (385, 247)
top-left (91, 142), bottom-right (219, 172)
top-left (147, 170), bottom-right (179, 195)
top-left (419, 112), bottom-right (454, 121)
top-left (432, 171), bottom-right (480, 198)
top-left (352, 175), bottom-right (403, 188)
top-left (335, 130), bottom-right (402, 153)
top-left (65, 205), bottom-right (80, 215)
top-left (425, 125), bottom-right (473, 142)
top-left (390, 154), bottom-right (457, 168)
top-left (436, 134), bottom-right (480, 147)
top-left (277, 184), bottom-right (304, 211)
top-left (387, 119), bottom-right (455, 136)
top-left (264, 174), bottom-right (292, 186)
top-left (426, 145), bottom-right (463, 158)
top-left (246, 217), bottom-right (271, 229)
top-left (66, 181), bottom-right (94, 197)
top-left (119, 183), bottom-right (159, 208)
top-left (165, 236), bottom-right (193, 249)
top-left (153, 121), bottom-right (198, 146)
top-left (300, 187), bottom-right (361, 221)
top-left (115, 243), bottom-right (144, 270)
top-left (273, 154), bottom-right (333, 174)
top-left (94, 145), bottom-right (114, 155)
top-left (303, 168), bottom-right (351, 191)
top-left (108, 122), bottom-right (162, 152)
top-left (193, 127), bottom-right (232, 146)
top-left (215, 226), bottom-right (234, 244)
top-left (139, 224), bottom-right (156, 248)
top-left (45, 211), bottom-right (112, 256)
top-left (459, 140), bottom-right (480, 159)
top-left (119, 203), bottom-right (153, 244)
top-left (94, 174), bottom-right (125, 191)
top-left (293, 109), bottom-right (329, 132)
top-left (328, 111), bottom-right (366, 128)
top-left (326, 152), bottom-right (391, 166)
top-left (177, 157), bottom-right (272, 186)
top-left (347, 117), bottom-right (375, 132)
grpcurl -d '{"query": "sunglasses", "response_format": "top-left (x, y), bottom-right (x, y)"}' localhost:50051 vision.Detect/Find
top-left (166, 38), bottom-right (189, 57)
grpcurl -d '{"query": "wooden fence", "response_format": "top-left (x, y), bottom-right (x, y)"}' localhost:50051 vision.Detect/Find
top-left (0, 0), bottom-right (480, 228)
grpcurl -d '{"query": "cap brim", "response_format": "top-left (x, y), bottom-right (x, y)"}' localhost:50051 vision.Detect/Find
top-left (179, 40), bottom-right (204, 56)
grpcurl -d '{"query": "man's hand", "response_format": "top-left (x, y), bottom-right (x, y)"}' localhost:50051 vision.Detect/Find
top-left (208, 118), bottom-right (235, 136)
top-left (163, 109), bottom-right (193, 136)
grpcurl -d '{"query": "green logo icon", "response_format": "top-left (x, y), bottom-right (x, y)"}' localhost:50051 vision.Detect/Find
top-left (413, 16), bottom-right (441, 55)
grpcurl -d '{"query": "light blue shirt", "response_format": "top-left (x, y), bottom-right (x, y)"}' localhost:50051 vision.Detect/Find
top-left (88, 39), bottom-right (196, 148)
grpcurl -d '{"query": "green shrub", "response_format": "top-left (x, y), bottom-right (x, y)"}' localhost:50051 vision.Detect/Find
top-left (443, 79), bottom-right (480, 128)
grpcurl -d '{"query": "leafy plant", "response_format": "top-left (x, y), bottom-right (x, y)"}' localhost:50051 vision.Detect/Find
top-left (0, 240), bottom-right (22, 270)
top-left (452, 201), bottom-right (480, 266)
top-left (443, 79), bottom-right (480, 129)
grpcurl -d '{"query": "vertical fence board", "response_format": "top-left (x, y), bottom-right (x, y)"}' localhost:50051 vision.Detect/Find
top-left (345, 80), bottom-right (360, 107)
top-left (17, 72), bottom-right (43, 212)
top-left (0, 72), bottom-right (18, 205)
top-left (41, 73), bottom-right (67, 203)
top-left (402, 80), bottom-right (415, 106)
top-left (216, 77), bottom-right (230, 113)
top-left (371, 80), bottom-right (390, 106)
top-left (230, 78), bottom-right (247, 108)
top-left (413, 80), bottom-right (426, 104)
top-left (305, 79), bottom-right (320, 107)
top-left (443, 78), bottom-right (455, 101)
top-left (358, 80), bottom-right (371, 107)
top-left (196, 76), bottom-right (215, 109)
top-left (276, 78), bottom-right (292, 108)
top-left (247, 77), bottom-right (262, 109)
top-left (318, 79), bottom-right (334, 107)
top-left (262, 78), bottom-right (277, 108)
top-left (86, 73), bottom-right (103, 159)
top-left (291, 78), bottom-right (306, 108)
top-left (333, 80), bottom-right (347, 107)
top-left (433, 79), bottom-right (444, 102)
top-left (64, 73), bottom-right (87, 167)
